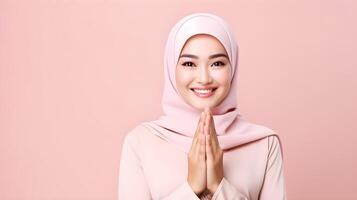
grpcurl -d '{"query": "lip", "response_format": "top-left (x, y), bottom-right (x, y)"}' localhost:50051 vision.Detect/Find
top-left (190, 87), bottom-right (217, 98)
top-left (190, 87), bottom-right (217, 90)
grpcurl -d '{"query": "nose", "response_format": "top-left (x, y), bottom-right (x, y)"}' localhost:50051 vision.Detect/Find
top-left (198, 65), bottom-right (212, 84)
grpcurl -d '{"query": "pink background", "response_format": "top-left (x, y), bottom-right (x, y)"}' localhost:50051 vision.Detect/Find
top-left (1, 0), bottom-right (356, 199)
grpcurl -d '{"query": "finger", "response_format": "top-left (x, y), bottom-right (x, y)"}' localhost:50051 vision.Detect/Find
top-left (199, 125), bottom-right (206, 159)
top-left (190, 112), bottom-right (204, 154)
top-left (204, 110), bottom-right (219, 157)
top-left (207, 111), bottom-right (220, 152)
top-left (210, 114), bottom-right (218, 142)
top-left (204, 107), bottom-right (210, 133)
top-left (193, 112), bottom-right (204, 145)
top-left (204, 107), bottom-right (210, 115)
top-left (194, 112), bottom-right (206, 154)
top-left (205, 132), bottom-right (213, 160)
top-left (204, 109), bottom-right (210, 136)
top-left (194, 112), bottom-right (204, 137)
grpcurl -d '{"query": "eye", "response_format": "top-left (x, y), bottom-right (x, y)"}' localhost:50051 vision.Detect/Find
top-left (211, 61), bottom-right (225, 67)
top-left (182, 61), bottom-right (195, 67)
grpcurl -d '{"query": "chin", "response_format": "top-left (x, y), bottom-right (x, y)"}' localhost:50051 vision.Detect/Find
top-left (190, 101), bottom-right (217, 111)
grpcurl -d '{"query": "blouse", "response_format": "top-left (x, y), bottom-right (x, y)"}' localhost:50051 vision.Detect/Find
top-left (118, 124), bottom-right (287, 199)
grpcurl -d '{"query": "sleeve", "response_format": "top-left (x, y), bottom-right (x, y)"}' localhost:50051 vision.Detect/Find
top-left (160, 181), bottom-right (201, 200)
top-left (210, 177), bottom-right (249, 200)
top-left (209, 135), bottom-right (287, 200)
top-left (259, 135), bottom-right (287, 199)
top-left (117, 132), bottom-right (152, 200)
top-left (117, 127), bottom-right (202, 200)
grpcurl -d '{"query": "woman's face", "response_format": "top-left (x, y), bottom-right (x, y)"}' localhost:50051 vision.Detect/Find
top-left (175, 34), bottom-right (231, 111)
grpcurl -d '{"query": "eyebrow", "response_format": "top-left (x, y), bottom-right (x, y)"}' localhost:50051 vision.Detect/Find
top-left (179, 53), bottom-right (228, 59)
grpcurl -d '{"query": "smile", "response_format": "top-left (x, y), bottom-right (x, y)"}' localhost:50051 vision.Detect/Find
top-left (190, 88), bottom-right (217, 98)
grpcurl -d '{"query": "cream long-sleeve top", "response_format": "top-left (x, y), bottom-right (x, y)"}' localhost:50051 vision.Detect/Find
top-left (118, 124), bottom-right (287, 200)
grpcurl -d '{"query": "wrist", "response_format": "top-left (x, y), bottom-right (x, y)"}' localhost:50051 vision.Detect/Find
top-left (208, 184), bottom-right (219, 194)
top-left (192, 187), bottom-right (204, 196)
top-left (208, 177), bottom-right (223, 193)
top-left (187, 181), bottom-right (204, 196)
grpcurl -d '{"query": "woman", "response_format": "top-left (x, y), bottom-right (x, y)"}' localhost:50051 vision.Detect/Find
top-left (118, 13), bottom-right (287, 200)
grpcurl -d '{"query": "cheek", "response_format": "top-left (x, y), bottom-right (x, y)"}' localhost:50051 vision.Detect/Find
top-left (176, 69), bottom-right (194, 87)
top-left (211, 69), bottom-right (231, 86)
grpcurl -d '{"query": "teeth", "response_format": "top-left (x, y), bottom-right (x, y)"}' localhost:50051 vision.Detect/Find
top-left (193, 89), bottom-right (213, 94)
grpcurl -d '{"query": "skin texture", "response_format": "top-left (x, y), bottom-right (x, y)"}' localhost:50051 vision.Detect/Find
top-left (176, 34), bottom-right (229, 196)
top-left (175, 34), bottom-right (231, 112)
top-left (187, 108), bottom-right (224, 195)
top-left (187, 111), bottom-right (207, 195)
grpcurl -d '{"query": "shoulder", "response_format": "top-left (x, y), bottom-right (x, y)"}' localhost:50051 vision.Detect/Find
top-left (121, 123), bottom-right (151, 149)
top-left (267, 133), bottom-right (282, 146)
top-left (123, 123), bottom-right (148, 139)
top-left (243, 119), bottom-right (284, 149)
top-left (266, 132), bottom-right (285, 160)
top-left (243, 120), bottom-right (285, 159)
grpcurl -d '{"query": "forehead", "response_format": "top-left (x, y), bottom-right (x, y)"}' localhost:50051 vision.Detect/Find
top-left (180, 34), bottom-right (227, 55)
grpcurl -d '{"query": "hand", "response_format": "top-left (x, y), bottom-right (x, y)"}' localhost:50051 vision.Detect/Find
top-left (187, 111), bottom-right (207, 196)
top-left (204, 107), bottom-right (224, 194)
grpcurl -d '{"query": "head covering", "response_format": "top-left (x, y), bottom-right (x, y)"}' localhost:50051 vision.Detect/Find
top-left (141, 12), bottom-right (283, 156)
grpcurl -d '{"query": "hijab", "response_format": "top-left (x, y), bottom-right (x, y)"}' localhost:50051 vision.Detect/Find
top-left (141, 12), bottom-right (284, 157)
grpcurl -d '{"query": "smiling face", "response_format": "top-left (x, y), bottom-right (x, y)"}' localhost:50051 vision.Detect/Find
top-left (175, 34), bottom-right (232, 111)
